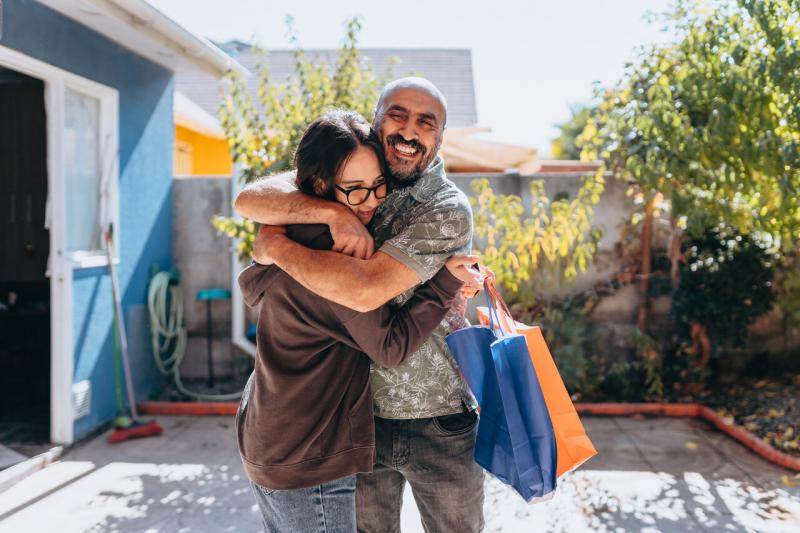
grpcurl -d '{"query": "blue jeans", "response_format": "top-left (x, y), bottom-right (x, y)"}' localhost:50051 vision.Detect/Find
top-left (251, 475), bottom-right (357, 532)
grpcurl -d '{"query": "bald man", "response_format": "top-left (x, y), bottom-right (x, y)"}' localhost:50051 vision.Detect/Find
top-left (235, 77), bottom-right (485, 533)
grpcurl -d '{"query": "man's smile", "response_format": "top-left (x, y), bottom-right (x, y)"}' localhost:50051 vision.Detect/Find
top-left (386, 134), bottom-right (425, 162)
top-left (391, 143), bottom-right (422, 162)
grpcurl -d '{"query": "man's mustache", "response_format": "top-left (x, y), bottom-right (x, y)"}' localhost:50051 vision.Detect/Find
top-left (386, 135), bottom-right (426, 156)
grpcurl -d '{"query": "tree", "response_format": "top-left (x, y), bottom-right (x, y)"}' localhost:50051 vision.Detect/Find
top-left (579, 0), bottom-right (799, 367)
top-left (672, 227), bottom-right (776, 368)
top-left (212, 18), bottom-right (392, 260)
top-left (583, 0), bottom-right (799, 251)
top-left (551, 104), bottom-right (593, 160)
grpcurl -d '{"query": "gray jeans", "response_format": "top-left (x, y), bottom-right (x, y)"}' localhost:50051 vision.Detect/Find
top-left (356, 411), bottom-right (485, 533)
top-left (251, 475), bottom-right (357, 532)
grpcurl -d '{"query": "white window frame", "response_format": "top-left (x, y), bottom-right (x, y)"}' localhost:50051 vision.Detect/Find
top-left (0, 45), bottom-right (119, 445)
top-left (62, 78), bottom-right (120, 267)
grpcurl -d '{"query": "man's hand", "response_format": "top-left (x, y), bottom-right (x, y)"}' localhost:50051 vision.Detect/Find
top-left (327, 205), bottom-right (375, 260)
top-left (252, 225), bottom-right (287, 266)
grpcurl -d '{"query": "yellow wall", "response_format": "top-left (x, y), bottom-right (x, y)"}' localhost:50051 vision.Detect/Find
top-left (174, 125), bottom-right (233, 176)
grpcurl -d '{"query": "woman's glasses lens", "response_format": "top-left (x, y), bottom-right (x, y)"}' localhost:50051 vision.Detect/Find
top-left (343, 182), bottom-right (388, 206)
top-left (347, 189), bottom-right (369, 205)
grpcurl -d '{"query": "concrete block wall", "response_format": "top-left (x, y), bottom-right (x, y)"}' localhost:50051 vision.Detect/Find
top-left (172, 176), bottom-right (236, 379)
top-left (172, 171), bottom-right (639, 376)
top-left (450, 171), bottom-right (635, 294)
top-left (172, 171), bottom-right (799, 374)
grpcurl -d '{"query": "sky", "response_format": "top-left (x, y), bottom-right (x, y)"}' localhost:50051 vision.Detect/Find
top-left (149, 0), bottom-right (673, 156)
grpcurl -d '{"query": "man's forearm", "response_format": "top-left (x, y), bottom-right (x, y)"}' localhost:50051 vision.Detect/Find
top-left (234, 172), bottom-right (343, 225)
top-left (266, 236), bottom-right (413, 312)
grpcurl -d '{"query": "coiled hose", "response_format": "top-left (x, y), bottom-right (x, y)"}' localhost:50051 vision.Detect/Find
top-left (148, 270), bottom-right (242, 401)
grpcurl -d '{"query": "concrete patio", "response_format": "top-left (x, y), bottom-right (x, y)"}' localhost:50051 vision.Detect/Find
top-left (1, 415), bottom-right (798, 532)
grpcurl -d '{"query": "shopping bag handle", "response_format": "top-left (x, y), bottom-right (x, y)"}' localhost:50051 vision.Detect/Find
top-left (485, 279), bottom-right (516, 333)
top-left (483, 282), bottom-right (501, 333)
top-left (484, 279), bottom-right (515, 336)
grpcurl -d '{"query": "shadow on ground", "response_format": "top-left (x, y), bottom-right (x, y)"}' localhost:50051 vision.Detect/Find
top-left (1, 416), bottom-right (798, 532)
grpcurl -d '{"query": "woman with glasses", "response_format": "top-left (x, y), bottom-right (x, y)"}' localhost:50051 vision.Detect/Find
top-left (236, 109), bottom-right (479, 532)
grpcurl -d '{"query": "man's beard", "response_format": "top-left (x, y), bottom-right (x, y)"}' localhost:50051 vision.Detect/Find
top-left (384, 134), bottom-right (438, 184)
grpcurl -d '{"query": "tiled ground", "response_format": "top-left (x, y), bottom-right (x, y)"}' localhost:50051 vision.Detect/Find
top-left (1, 415), bottom-right (798, 532)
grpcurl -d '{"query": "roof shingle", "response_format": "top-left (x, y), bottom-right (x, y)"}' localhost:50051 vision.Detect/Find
top-left (176, 42), bottom-right (478, 128)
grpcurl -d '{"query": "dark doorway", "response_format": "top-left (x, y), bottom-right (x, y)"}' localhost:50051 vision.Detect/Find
top-left (0, 67), bottom-right (51, 447)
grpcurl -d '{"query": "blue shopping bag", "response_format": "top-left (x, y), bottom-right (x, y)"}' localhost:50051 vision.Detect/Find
top-left (446, 285), bottom-right (557, 501)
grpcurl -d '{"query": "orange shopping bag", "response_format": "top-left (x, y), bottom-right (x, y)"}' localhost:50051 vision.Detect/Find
top-left (477, 282), bottom-right (597, 477)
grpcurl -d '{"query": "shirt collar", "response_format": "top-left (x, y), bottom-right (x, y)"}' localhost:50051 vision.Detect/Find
top-left (401, 156), bottom-right (446, 203)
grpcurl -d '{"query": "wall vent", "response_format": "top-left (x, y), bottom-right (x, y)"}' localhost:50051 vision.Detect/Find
top-left (72, 380), bottom-right (91, 420)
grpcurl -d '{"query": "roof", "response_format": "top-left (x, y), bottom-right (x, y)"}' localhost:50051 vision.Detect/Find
top-left (36, 0), bottom-right (246, 78)
top-left (174, 91), bottom-right (225, 138)
top-left (442, 127), bottom-right (603, 174)
top-left (177, 43), bottom-right (478, 127)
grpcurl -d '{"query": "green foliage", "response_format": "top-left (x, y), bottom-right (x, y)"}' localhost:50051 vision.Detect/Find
top-left (469, 170), bottom-right (606, 396)
top-left (629, 328), bottom-right (665, 399)
top-left (551, 104), bottom-right (594, 160)
top-left (580, 0), bottom-right (800, 252)
top-left (596, 329), bottom-right (665, 402)
top-left (602, 359), bottom-right (664, 402)
top-left (212, 18), bottom-right (391, 260)
top-left (775, 255), bottom-right (800, 329)
top-left (571, 0), bottom-right (800, 392)
top-left (533, 297), bottom-right (601, 399)
top-left (470, 174), bottom-right (604, 303)
top-left (211, 215), bottom-right (256, 264)
top-left (672, 226), bottom-right (777, 350)
top-left (601, 329), bottom-right (664, 402)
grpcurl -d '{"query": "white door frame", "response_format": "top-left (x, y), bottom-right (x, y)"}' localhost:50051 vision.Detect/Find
top-left (229, 163), bottom-right (256, 359)
top-left (0, 45), bottom-right (119, 445)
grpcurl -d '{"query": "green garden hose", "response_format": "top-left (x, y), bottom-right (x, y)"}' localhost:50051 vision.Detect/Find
top-left (147, 270), bottom-right (242, 401)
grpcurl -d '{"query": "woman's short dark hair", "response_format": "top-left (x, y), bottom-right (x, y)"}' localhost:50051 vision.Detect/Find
top-left (294, 109), bottom-right (385, 199)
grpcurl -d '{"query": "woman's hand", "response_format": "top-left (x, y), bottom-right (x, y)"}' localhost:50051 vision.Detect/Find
top-left (454, 263), bottom-right (496, 299)
top-left (445, 256), bottom-right (484, 290)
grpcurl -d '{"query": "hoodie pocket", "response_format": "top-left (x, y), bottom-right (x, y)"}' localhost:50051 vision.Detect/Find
top-left (348, 381), bottom-right (374, 447)
top-left (236, 371), bottom-right (255, 458)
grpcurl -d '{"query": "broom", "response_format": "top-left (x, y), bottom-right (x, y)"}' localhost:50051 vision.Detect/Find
top-left (105, 225), bottom-right (163, 444)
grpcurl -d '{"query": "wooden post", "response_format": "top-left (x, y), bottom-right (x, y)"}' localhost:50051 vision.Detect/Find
top-left (637, 194), bottom-right (658, 332)
top-left (669, 214), bottom-right (682, 289)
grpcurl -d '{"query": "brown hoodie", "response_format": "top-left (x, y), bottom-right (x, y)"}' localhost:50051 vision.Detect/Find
top-left (235, 224), bottom-right (464, 490)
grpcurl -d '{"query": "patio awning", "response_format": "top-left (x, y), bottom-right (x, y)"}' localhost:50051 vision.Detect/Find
top-left (174, 91), bottom-right (226, 139)
top-left (441, 127), bottom-right (603, 174)
top-left (440, 127), bottom-right (542, 174)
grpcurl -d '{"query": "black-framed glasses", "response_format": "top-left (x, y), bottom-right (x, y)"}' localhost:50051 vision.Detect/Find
top-left (335, 181), bottom-right (388, 206)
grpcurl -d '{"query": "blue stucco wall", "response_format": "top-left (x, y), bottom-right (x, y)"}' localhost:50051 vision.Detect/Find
top-left (1, 0), bottom-right (174, 439)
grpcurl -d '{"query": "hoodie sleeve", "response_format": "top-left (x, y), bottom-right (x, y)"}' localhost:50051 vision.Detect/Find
top-left (326, 266), bottom-right (464, 368)
top-left (238, 224), bottom-right (331, 308)
top-left (237, 261), bottom-right (275, 307)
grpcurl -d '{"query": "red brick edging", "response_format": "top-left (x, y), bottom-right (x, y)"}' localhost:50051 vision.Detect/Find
top-left (139, 401), bottom-right (238, 416)
top-left (574, 402), bottom-right (800, 472)
top-left (138, 401), bottom-right (800, 472)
